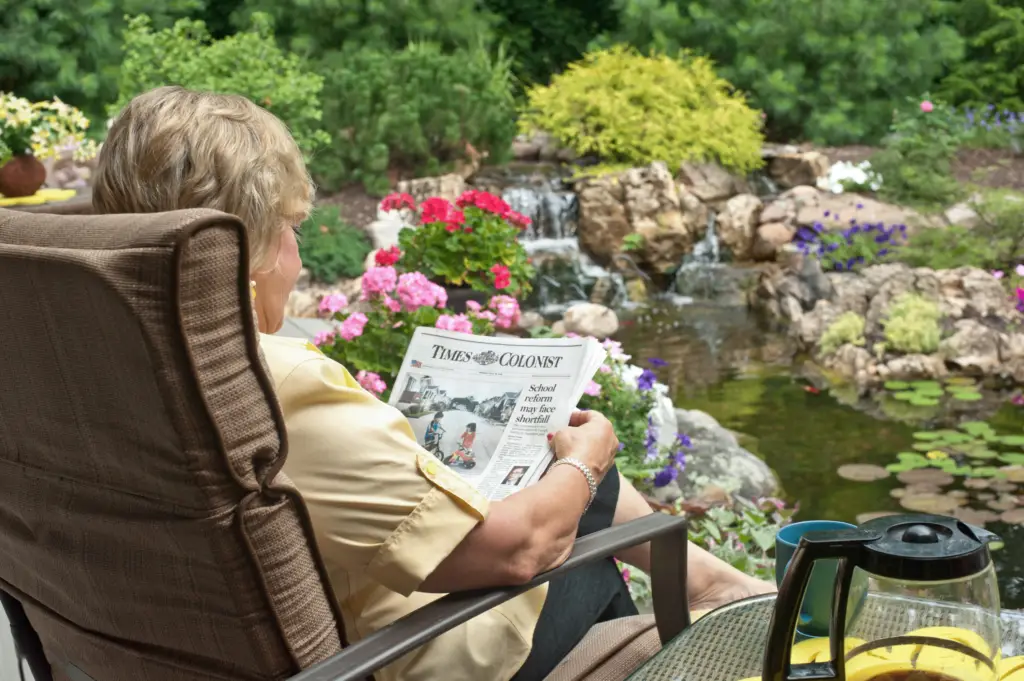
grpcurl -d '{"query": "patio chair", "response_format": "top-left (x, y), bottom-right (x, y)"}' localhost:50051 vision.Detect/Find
top-left (0, 204), bottom-right (691, 681)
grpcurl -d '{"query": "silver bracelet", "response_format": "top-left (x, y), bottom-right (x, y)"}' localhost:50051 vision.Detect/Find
top-left (550, 457), bottom-right (598, 512)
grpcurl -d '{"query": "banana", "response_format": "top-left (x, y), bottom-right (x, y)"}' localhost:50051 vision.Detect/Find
top-left (789, 637), bottom-right (868, 664)
top-left (1000, 656), bottom-right (1024, 680)
top-left (904, 626), bottom-right (993, 658)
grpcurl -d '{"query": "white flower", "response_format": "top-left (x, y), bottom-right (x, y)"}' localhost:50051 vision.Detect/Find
top-left (817, 161), bottom-right (883, 194)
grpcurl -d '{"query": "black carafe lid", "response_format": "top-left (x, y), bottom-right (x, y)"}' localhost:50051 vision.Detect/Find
top-left (835, 514), bottom-right (997, 582)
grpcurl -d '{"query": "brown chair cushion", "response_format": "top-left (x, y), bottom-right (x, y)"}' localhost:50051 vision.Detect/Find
top-left (543, 615), bottom-right (661, 681)
top-left (0, 207), bottom-right (343, 680)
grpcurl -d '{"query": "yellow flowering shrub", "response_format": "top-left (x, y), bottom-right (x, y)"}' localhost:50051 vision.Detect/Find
top-left (519, 46), bottom-right (764, 175)
top-left (0, 93), bottom-right (98, 166)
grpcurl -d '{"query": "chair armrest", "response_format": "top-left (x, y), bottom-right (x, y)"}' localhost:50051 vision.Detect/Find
top-left (289, 512), bottom-right (689, 681)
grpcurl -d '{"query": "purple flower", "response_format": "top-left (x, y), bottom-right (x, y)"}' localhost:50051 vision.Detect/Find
top-left (644, 417), bottom-right (659, 461)
top-left (653, 465), bottom-right (679, 488)
top-left (637, 369), bottom-right (657, 391)
top-left (676, 432), bottom-right (692, 448)
top-left (648, 357), bottom-right (668, 368)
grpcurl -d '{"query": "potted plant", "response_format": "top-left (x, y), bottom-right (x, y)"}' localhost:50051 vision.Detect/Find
top-left (378, 190), bottom-right (535, 312)
top-left (314, 262), bottom-right (522, 398)
top-left (0, 93), bottom-right (97, 198)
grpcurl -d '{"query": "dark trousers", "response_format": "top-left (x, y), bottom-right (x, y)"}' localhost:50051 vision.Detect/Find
top-left (511, 465), bottom-right (639, 681)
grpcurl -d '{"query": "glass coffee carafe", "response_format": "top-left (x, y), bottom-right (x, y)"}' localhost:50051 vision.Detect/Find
top-left (763, 514), bottom-right (1002, 681)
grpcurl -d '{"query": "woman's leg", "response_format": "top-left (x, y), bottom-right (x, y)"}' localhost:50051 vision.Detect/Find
top-left (512, 466), bottom-right (637, 680)
top-left (611, 473), bottom-right (776, 611)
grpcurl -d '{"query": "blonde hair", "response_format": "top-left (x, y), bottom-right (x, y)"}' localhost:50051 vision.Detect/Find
top-left (92, 86), bottom-right (314, 271)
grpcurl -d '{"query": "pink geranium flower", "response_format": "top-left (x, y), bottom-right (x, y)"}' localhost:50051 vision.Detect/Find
top-left (318, 293), bottom-right (348, 315)
top-left (355, 370), bottom-right (387, 396)
top-left (361, 266), bottom-right (398, 298)
top-left (583, 380), bottom-right (602, 397)
top-left (435, 314), bottom-right (474, 334)
top-left (338, 312), bottom-right (368, 340)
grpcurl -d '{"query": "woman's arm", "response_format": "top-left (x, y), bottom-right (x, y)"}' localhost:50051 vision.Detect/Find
top-left (419, 410), bottom-right (619, 592)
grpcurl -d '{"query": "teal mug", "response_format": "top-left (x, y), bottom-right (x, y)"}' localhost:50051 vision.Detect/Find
top-left (776, 520), bottom-right (868, 638)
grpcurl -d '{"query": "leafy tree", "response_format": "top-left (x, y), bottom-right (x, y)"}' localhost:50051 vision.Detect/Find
top-left (479, 0), bottom-right (618, 86)
top-left (112, 13), bottom-right (330, 158)
top-left (600, 0), bottom-right (964, 145)
top-left (938, 0), bottom-right (1024, 112)
top-left (0, 0), bottom-right (201, 123)
top-left (229, 0), bottom-right (494, 54)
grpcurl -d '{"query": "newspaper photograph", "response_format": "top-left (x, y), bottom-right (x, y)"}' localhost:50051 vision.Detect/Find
top-left (390, 327), bottom-right (606, 500)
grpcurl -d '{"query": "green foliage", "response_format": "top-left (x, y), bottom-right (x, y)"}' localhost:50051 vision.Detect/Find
top-left (820, 312), bottom-right (866, 356)
top-left (621, 233), bottom-right (645, 252)
top-left (601, 0), bottom-right (964, 146)
top-left (938, 0), bottom-right (1024, 114)
top-left (230, 0), bottom-right (494, 55)
top-left (519, 45), bottom-right (764, 175)
top-left (870, 95), bottom-right (967, 211)
top-left (881, 293), bottom-right (943, 355)
top-left (112, 13), bottom-right (330, 159)
top-left (0, 1), bottom-right (200, 124)
top-left (971, 189), bottom-right (1024, 268)
top-left (312, 42), bottom-right (517, 194)
top-left (897, 225), bottom-right (1000, 270)
top-left (687, 497), bottom-right (796, 583)
top-left (481, 0), bottom-right (619, 87)
top-left (298, 206), bottom-right (372, 283)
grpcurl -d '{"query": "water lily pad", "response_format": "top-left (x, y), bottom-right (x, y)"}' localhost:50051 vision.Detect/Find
top-left (837, 464), bottom-right (891, 482)
top-left (946, 377), bottom-right (979, 387)
top-left (913, 431), bottom-right (945, 441)
top-left (898, 452), bottom-right (928, 462)
top-left (884, 381), bottom-right (911, 391)
top-left (960, 421), bottom-right (993, 435)
top-left (978, 492), bottom-right (996, 500)
top-left (937, 432), bottom-right (975, 445)
top-left (954, 507), bottom-right (1001, 526)
top-left (950, 391), bottom-right (983, 402)
top-left (969, 467), bottom-right (1003, 478)
top-left (1000, 467), bottom-right (1024, 483)
top-left (948, 489), bottom-right (970, 499)
top-left (900, 493), bottom-right (961, 514)
top-left (855, 511), bottom-right (900, 524)
top-left (962, 447), bottom-right (999, 459)
top-left (886, 463), bottom-right (916, 473)
top-left (897, 469), bottom-right (955, 486)
top-left (911, 381), bottom-right (942, 390)
top-left (890, 487), bottom-right (907, 499)
top-left (1001, 509), bottom-right (1024, 525)
top-left (965, 478), bottom-right (993, 489)
top-left (892, 391), bottom-right (917, 401)
top-left (999, 453), bottom-right (1024, 465)
top-left (912, 443), bottom-right (937, 452)
top-left (992, 480), bottom-right (1019, 493)
top-left (909, 396), bottom-right (941, 407)
top-left (988, 497), bottom-right (1018, 512)
top-left (1000, 435), bottom-right (1024, 447)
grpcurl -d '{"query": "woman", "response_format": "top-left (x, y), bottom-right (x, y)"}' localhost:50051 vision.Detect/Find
top-left (92, 86), bottom-right (773, 681)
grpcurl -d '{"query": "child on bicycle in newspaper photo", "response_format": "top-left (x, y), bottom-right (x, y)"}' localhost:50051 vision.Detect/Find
top-left (423, 411), bottom-right (445, 459)
top-left (445, 423), bottom-right (477, 469)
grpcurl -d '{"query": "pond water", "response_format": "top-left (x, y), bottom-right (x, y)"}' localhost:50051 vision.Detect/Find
top-left (616, 303), bottom-right (1024, 609)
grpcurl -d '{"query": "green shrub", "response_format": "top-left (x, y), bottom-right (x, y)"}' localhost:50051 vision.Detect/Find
top-left (938, 0), bottom-right (1024, 115)
top-left (311, 42), bottom-right (517, 194)
top-left (111, 13), bottom-right (330, 159)
top-left (897, 225), bottom-right (1001, 270)
top-left (601, 0), bottom-right (964, 146)
top-left (820, 312), bottom-right (866, 355)
top-left (870, 95), bottom-right (967, 211)
top-left (882, 293), bottom-right (943, 354)
top-left (972, 189), bottom-right (1024, 268)
top-left (519, 45), bottom-right (764, 175)
top-left (298, 206), bottom-right (372, 283)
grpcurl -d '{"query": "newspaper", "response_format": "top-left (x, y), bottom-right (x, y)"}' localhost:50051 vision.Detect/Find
top-left (389, 328), bottom-right (607, 500)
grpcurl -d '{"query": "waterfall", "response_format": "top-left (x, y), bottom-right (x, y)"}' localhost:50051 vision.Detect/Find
top-left (672, 212), bottom-right (726, 301)
top-left (469, 167), bottom-right (629, 315)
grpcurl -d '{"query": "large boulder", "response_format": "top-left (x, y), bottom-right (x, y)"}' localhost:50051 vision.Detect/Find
top-left (768, 151), bottom-right (830, 189)
top-left (561, 302), bottom-right (619, 339)
top-left (716, 194), bottom-right (763, 260)
top-left (679, 162), bottom-right (748, 204)
top-left (576, 162), bottom-right (704, 271)
top-left (794, 190), bottom-right (936, 235)
top-left (751, 221), bottom-right (796, 261)
top-left (674, 409), bottom-right (780, 501)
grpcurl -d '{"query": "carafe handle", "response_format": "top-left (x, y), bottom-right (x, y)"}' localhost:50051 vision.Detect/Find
top-left (762, 528), bottom-right (876, 681)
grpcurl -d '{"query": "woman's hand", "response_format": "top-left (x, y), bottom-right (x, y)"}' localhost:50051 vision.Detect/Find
top-left (549, 410), bottom-right (619, 481)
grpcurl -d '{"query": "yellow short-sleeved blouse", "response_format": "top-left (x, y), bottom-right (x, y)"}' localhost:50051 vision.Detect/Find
top-left (260, 334), bottom-right (548, 681)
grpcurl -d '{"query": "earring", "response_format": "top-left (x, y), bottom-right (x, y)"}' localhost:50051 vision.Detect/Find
top-left (250, 280), bottom-right (257, 301)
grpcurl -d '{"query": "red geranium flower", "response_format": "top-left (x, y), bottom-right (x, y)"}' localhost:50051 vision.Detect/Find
top-left (490, 263), bottom-right (511, 290)
top-left (421, 197), bottom-right (456, 224)
top-left (374, 245), bottom-right (402, 267)
top-left (507, 211), bottom-right (532, 230)
top-left (380, 192), bottom-right (416, 212)
top-left (456, 189), bottom-right (511, 219)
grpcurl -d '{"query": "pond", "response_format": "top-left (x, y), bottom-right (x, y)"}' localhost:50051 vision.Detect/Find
top-left (617, 303), bottom-right (1024, 609)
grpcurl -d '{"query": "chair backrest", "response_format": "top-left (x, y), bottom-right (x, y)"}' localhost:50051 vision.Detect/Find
top-left (0, 207), bottom-right (345, 681)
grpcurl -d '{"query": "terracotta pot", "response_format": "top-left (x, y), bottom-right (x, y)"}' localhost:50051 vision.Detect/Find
top-left (0, 154), bottom-right (47, 198)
